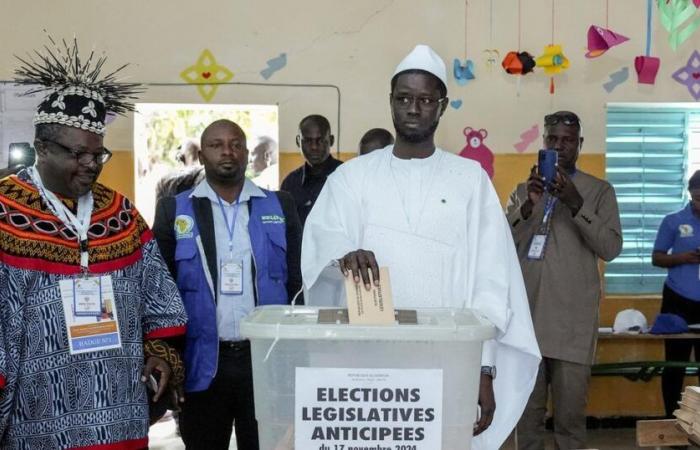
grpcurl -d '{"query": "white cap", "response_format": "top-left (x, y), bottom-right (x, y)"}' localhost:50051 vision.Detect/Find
top-left (612, 309), bottom-right (649, 334)
top-left (393, 44), bottom-right (447, 90)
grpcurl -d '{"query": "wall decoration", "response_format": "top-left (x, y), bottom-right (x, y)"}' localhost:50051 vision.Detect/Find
top-left (536, 44), bottom-right (570, 94)
top-left (180, 49), bottom-right (234, 102)
top-left (586, 0), bottom-right (629, 58)
top-left (483, 0), bottom-right (498, 72)
top-left (454, 59), bottom-right (475, 85)
top-left (260, 53), bottom-right (287, 80)
top-left (586, 26), bottom-right (629, 58)
top-left (603, 67), bottom-right (630, 93)
top-left (636, 56), bottom-right (661, 84)
top-left (502, 0), bottom-right (535, 96)
top-left (657, 0), bottom-right (700, 51)
top-left (537, 1), bottom-right (569, 94)
top-left (459, 127), bottom-right (494, 179)
top-left (535, 46), bottom-right (569, 74)
top-left (502, 51), bottom-right (536, 75)
top-left (514, 124), bottom-right (540, 153)
top-left (671, 50), bottom-right (700, 100)
top-left (450, 99), bottom-right (463, 109)
top-left (483, 49), bottom-right (500, 72)
top-left (454, 0), bottom-right (475, 85)
top-left (636, 0), bottom-right (661, 84)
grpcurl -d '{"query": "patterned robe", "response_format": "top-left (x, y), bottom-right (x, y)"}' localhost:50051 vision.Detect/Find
top-left (0, 172), bottom-right (187, 450)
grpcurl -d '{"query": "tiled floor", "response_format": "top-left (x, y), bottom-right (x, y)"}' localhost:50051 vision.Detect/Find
top-left (148, 418), bottom-right (700, 449)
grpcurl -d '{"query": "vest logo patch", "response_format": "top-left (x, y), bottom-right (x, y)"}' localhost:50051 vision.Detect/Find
top-left (261, 214), bottom-right (285, 224)
top-left (175, 215), bottom-right (194, 239)
top-left (679, 224), bottom-right (694, 238)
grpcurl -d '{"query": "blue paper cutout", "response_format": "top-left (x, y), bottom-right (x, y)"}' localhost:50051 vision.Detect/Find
top-left (260, 53), bottom-right (287, 80)
top-left (453, 59), bottom-right (475, 86)
top-left (450, 99), bottom-right (463, 109)
top-left (603, 67), bottom-right (629, 93)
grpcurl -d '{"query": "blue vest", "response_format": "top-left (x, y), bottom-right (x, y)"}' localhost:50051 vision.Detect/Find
top-left (174, 189), bottom-right (289, 392)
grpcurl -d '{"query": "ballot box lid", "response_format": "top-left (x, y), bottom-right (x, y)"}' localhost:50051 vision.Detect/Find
top-left (240, 305), bottom-right (496, 342)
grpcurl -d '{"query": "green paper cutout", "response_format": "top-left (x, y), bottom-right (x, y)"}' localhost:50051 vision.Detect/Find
top-left (657, 0), bottom-right (700, 51)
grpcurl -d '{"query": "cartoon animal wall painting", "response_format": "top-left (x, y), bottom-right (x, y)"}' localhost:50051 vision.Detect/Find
top-left (459, 127), bottom-right (494, 179)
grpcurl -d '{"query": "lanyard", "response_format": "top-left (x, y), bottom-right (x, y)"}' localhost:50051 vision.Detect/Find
top-left (28, 166), bottom-right (94, 272)
top-left (215, 194), bottom-right (241, 258)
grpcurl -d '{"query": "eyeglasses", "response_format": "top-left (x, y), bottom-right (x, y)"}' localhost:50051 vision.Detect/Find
top-left (43, 139), bottom-right (112, 165)
top-left (391, 94), bottom-right (446, 109)
top-left (544, 113), bottom-right (581, 127)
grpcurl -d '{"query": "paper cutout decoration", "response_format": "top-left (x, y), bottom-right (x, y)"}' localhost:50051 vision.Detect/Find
top-left (536, 45), bottom-right (570, 94)
top-left (603, 67), bottom-right (630, 92)
top-left (260, 53), bottom-right (287, 80)
top-left (585, 25), bottom-right (629, 58)
top-left (536, 45), bottom-right (570, 74)
top-left (635, 56), bottom-right (661, 84)
top-left (636, 0), bottom-right (661, 85)
top-left (483, 49), bottom-right (500, 72)
top-left (454, 58), bottom-right (476, 85)
top-left (657, 0), bottom-right (700, 51)
top-left (450, 99), bottom-right (463, 109)
top-left (180, 49), bottom-right (234, 102)
top-left (671, 50), bottom-right (700, 100)
top-left (459, 127), bottom-right (494, 179)
top-left (502, 51), bottom-right (536, 75)
top-left (514, 124), bottom-right (540, 153)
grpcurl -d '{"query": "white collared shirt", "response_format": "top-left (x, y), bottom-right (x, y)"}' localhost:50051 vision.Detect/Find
top-left (190, 178), bottom-right (266, 341)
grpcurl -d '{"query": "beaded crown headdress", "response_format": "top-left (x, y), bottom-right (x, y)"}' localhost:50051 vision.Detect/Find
top-left (13, 36), bottom-right (142, 136)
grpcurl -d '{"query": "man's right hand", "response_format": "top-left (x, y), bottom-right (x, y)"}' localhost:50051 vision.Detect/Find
top-left (522, 165), bottom-right (545, 219)
top-left (339, 249), bottom-right (379, 290)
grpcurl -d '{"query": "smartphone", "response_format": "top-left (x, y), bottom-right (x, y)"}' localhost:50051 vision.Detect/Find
top-left (538, 149), bottom-right (558, 186)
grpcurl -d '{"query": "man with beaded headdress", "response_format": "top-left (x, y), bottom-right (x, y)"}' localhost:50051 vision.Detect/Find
top-left (0, 37), bottom-right (188, 449)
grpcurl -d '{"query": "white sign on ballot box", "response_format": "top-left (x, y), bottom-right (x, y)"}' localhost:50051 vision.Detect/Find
top-left (295, 367), bottom-right (443, 450)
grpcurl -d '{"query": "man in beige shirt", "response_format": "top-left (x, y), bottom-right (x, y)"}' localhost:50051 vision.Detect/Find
top-left (506, 111), bottom-right (622, 450)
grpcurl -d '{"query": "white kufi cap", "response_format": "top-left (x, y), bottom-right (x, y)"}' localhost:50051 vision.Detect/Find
top-left (393, 44), bottom-right (447, 90)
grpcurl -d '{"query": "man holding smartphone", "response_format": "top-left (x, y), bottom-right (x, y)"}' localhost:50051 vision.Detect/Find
top-left (651, 170), bottom-right (700, 418)
top-left (505, 111), bottom-right (623, 449)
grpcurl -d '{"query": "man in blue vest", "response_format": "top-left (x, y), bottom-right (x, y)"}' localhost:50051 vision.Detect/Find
top-left (153, 119), bottom-right (303, 449)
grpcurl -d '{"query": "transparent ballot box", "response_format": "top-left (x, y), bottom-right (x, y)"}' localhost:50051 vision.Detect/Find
top-left (240, 305), bottom-right (496, 450)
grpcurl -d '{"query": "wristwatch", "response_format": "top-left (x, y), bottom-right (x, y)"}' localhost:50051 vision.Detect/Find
top-left (480, 365), bottom-right (497, 379)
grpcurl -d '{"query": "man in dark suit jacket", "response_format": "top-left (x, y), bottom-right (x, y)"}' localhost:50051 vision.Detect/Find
top-left (152, 119), bottom-right (302, 450)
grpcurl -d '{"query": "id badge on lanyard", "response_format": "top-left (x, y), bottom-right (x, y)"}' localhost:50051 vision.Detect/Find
top-left (59, 274), bottom-right (122, 354)
top-left (220, 258), bottom-right (244, 295)
top-left (527, 195), bottom-right (557, 260)
top-left (73, 276), bottom-right (102, 316)
top-left (216, 193), bottom-right (244, 295)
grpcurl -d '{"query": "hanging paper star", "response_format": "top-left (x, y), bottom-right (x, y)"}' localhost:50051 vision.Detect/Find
top-left (180, 49), bottom-right (234, 102)
top-left (671, 50), bottom-right (700, 100)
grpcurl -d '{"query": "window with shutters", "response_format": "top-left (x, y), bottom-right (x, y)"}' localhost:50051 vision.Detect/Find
top-left (605, 105), bottom-right (700, 295)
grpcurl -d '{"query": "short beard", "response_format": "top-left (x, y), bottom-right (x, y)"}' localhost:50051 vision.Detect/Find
top-left (393, 119), bottom-right (440, 144)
